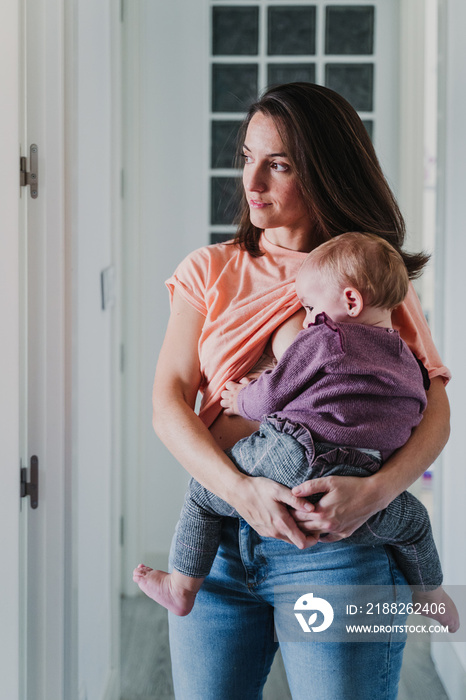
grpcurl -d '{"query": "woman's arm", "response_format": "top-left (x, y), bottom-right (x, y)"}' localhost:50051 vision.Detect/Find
top-left (153, 290), bottom-right (316, 548)
top-left (291, 376), bottom-right (450, 539)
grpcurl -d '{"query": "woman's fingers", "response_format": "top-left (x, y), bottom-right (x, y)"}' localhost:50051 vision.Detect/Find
top-left (273, 509), bottom-right (317, 549)
top-left (236, 477), bottom-right (317, 549)
top-left (262, 483), bottom-right (316, 548)
top-left (290, 475), bottom-right (377, 538)
top-left (291, 476), bottom-right (331, 498)
top-left (279, 514), bottom-right (308, 549)
top-left (277, 485), bottom-right (314, 513)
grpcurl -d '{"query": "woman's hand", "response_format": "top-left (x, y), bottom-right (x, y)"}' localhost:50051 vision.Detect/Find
top-left (289, 377), bottom-right (450, 541)
top-left (230, 475), bottom-right (319, 549)
top-left (289, 475), bottom-right (382, 541)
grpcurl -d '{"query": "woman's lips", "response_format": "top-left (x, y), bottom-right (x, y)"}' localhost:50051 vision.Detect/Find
top-left (249, 199), bottom-right (271, 209)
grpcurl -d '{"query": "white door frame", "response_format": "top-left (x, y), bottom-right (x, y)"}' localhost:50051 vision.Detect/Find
top-left (121, 0), bottom-right (143, 597)
top-left (65, 0), bottom-right (123, 697)
top-left (0, 0), bottom-right (21, 697)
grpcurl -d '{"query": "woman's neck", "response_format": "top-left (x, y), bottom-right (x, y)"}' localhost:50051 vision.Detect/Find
top-left (263, 227), bottom-right (321, 253)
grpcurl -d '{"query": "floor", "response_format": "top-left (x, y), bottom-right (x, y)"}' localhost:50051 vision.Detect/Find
top-left (120, 595), bottom-right (449, 700)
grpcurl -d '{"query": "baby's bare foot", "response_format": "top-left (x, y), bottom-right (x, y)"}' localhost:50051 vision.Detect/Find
top-left (413, 586), bottom-right (460, 633)
top-left (132, 564), bottom-right (201, 616)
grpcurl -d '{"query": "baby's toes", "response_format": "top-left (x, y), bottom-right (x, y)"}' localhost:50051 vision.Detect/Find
top-left (133, 564), bottom-right (148, 579)
top-left (137, 563), bottom-right (152, 574)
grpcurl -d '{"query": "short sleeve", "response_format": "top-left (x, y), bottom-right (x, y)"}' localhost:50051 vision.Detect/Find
top-left (392, 283), bottom-right (451, 384)
top-left (165, 247), bottom-right (209, 316)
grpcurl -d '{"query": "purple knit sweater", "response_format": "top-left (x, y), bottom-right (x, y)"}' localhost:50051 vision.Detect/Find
top-left (237, 313), bottom-right (428, 460)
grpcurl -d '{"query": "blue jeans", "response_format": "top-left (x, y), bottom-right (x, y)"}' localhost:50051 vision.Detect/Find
top-left (168, 517), bottom-right (409, 700)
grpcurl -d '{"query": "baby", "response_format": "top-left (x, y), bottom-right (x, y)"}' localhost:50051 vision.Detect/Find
top-left (134, 232), bottom-right (459, 632)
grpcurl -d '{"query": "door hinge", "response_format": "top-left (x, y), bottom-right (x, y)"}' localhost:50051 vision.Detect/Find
top-left (20, 144), bottom-right (39, 199)
top-left (21, 455), bottom-right (39, 509)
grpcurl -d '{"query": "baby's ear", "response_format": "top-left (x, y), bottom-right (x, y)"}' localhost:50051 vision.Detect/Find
top-left (343, 287), bottom-right (364, 318)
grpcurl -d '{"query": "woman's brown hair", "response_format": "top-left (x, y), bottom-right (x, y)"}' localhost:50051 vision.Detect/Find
top-left (233, 82), bottom-right (428, 278)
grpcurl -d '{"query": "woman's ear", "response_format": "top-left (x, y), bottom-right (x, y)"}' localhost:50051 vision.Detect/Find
top-left (343, 287), bottom-right (364, 318)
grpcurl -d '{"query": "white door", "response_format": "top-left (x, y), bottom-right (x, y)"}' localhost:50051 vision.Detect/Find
top-left (21, 0), bottom-right (67, 697)
top-left (0, 0), bottom-right (66, 698)
top-left (2, 2), bottom-right (122, 698)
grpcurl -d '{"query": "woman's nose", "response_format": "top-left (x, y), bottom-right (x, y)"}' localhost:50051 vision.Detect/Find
top-left (244, 164), bottom-right (267, 193)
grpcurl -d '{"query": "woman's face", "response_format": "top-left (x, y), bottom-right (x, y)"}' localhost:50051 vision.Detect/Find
top-left (242, 112), bottom-right (311, 244)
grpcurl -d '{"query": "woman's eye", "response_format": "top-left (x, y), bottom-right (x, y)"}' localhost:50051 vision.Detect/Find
top-left (241, 153), bottom-right (253, 164)
top-left (271, 162), bottom-right (289, 172)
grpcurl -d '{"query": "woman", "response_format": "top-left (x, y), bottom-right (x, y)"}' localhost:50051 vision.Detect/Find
top-left (152, 83), bottom-right (450, 699)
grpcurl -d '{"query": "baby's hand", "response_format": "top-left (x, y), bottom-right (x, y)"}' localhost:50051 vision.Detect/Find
top-left (220, 378), bottom-right (251, 416)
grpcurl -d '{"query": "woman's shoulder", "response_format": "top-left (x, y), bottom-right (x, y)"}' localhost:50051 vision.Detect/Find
top-left (392, 283), bottom-right (451, 383)
top-left (166, 240), bottom-right (245, 311)
top-left (177, 239), bottom-right (241, 272)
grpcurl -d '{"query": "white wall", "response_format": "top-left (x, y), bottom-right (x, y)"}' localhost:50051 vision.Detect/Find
top-left (122, 0), bottom-right (209, 590)
top-left (139, 0), bottom-right (210, 562)
top-left (432, 0), bottom-right (466, 695)
top-left (71, 0), bottom-right (120, 697)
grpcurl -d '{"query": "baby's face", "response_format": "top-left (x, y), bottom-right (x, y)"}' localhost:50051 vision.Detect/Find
top-left (296, 265), bottom-right (348, 328)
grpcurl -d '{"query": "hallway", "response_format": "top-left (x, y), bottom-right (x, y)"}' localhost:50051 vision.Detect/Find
top-left (120, 595), bottom-right (449, 700)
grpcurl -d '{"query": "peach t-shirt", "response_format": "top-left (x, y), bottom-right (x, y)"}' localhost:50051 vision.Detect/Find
top-left (165, 235), bottom-right (450, 428)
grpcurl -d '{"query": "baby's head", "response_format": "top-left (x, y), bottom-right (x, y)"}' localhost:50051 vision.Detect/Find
top-left (296, 232), bottom-right (409, 328)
